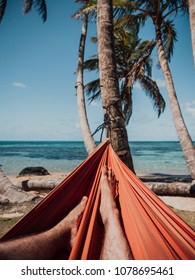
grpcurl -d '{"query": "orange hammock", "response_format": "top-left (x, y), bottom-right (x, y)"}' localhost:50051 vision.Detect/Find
top-left (1, 139), bottom-right (194, 259)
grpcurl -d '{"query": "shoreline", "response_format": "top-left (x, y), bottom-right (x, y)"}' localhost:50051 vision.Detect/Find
top-left (1, 140), bottom-right (192, 180)
top-left (4, 167), bottom-right (191, 177)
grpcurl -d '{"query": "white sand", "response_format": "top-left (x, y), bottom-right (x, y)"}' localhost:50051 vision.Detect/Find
top-left (159, 196), bottom-right (195, 212)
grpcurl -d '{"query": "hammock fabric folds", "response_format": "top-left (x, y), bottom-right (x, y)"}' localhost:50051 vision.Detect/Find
top-left (1, 139), bottom-right (195, 259)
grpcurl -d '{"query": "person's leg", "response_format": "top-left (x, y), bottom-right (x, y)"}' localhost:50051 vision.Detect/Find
top-left (0, 196), bottom-right (87, 260)
top-left (100, 166), bottom-right (133, 260)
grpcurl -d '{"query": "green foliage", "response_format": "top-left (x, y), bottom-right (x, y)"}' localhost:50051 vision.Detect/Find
top-left (0, 0), bottom-right (47, 23)
top-left (23, 0), bottom-right (47, 22)
top-left (84, 24), bottom-right (165, 125)
top-left (0, 0), bottom-right (7, 22)
top-left (161, 20), bottom-right (177, 62)
top-left (115, 0), bottom-right (189, 62)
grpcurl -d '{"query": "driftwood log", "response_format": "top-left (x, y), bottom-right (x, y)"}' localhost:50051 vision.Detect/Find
top-left (146, 181), bottom-right (195, 197)
top-left (17, 178), bottom-right (63, 191)
top-left (1, 163), bottom-right (195, 206)
top-left (15, 177), bottom-right (195, 197)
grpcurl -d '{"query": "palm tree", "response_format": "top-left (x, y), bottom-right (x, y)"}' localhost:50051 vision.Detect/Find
top-left (116, 0), bottom-right (195, 178)
top-left (84, 28), bottom-right (165, 126)
top-left (75, 0), bottom-right (136, 170)
top-left (74, 11), bottom-right (96, 154)
top-left (189, 0), bottom-right (195, 65)
top-left (96, 0), bottom-right (135, 171)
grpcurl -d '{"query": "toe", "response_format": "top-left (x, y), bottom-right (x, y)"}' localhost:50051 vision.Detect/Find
top-left (102, 165), bottom-right (108, 176)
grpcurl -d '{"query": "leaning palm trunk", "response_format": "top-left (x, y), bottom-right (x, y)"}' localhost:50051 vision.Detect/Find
top-left (97, 0), bottom-right (135, 172)
top-left (189, 0), bottom-right (195, 65)
top-left (155, 25), bottom-right (195, 179)
top-left (76, 14), bottom-right (96, 154)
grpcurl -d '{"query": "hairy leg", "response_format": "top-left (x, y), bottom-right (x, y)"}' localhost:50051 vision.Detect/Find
top-left (0, 196), bottom-right (87, 260)
top-left (100, 166), bottom-right (133, 260)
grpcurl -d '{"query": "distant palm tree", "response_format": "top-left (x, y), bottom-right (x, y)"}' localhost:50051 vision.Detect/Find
top-left (189, 0), bottom-right (195, 65)
top-left (84, 27), bottom-right (165, 126)
top-left (115, 0), bottom-right (195, 178)
top-left (75, 11), bottom-right (96, 154)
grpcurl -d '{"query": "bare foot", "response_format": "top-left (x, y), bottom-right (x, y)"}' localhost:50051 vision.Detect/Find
top-left (0, 197), bottom-right (87, 260)
top-left (100, 166), bottom-right (119, 224)
top-left (51, 196), bottom-right (87, 253)
top-left (99, 166), bottom-right (133, 260)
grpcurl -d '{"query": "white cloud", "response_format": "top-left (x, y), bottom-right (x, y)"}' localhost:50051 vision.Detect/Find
top-left (155, 78), bottom-right (166, 88)
top-left (134, 81), bottom-right (142, 89)
top-left (185, 101), bottom-right (195, 118)
top-left (131, 115), bottom-right (155, 124)
top-left (12, 82), bottom-right (27, 88)
top-left (90, 100), bottom-right (99, 107)
top-left (75, 122), bottom-right (80, 129)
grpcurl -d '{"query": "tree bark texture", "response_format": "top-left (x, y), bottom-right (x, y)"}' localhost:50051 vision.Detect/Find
top-left (189, 0), bottom-right (195, 66)
top-left (97, 0), bottom-right (135, 172)
top-left (76, 14), bottom-right (96, 154)
top-left (155, 24), bottom-right (195, 179)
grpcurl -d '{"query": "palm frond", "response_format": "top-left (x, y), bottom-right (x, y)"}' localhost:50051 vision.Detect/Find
top-left (125, 40), bottom-right (155, 87)
top-left (139, 75), bottom-right (166, 117)
top-left (90, 36), bottom-right (98, 43)
top-left (84, 79), bottom-right (101, 103)
top-left (0, 0), bottom-right (7, 23)
top-left (73, 0), bottom-right (97, 21)
top-left (113, 0), bottom-right (137, 19)
top-left (163, 0), bottom-right (188, 16)
top-left (120, 79), bottom-right (133, 125)
top-left (114, 13), bottom-right (146, 30)
top-left (23, 0), bottom-right (47, 22)
top-left (161, 19), bottom-right (177, 61)
top-left (129, 40), bottom-right (155, 63)
top-left (84, 57), bottom-right (99, 71)
top-left (34, 0), bottom-right (47, 22)
top-left (23, 0), bottom-right (33, 14)
top-left (143, 57), bottom-right (153, 77)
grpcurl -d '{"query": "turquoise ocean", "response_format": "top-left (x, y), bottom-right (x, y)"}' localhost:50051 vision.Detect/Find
top-left (0, 141), bottom-right (192, 176)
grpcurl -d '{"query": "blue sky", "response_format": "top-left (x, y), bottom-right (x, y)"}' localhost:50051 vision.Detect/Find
top-left (0, 0), bottom-right (194, 141)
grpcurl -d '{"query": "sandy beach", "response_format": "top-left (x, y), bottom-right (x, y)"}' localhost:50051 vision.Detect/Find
top-left (8, 171), bottom-right (195, 211)
top-left (0, 170), bottom-right (194, 237)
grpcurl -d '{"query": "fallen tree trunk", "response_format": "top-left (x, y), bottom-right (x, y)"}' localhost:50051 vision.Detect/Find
top-left (17, 178), bottom-right (62, 191)
top-left (15, 176), bottom-right (195, 197)
top-left (146, 181), bottom-right (195, 197)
